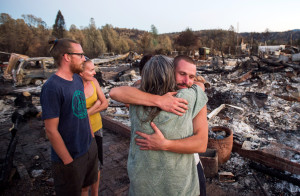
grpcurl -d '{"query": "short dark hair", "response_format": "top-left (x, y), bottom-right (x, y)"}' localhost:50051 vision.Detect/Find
top-left (48, 38), bottom-right (80, 66)
top-left (173, 55), bottom-right (195, 69)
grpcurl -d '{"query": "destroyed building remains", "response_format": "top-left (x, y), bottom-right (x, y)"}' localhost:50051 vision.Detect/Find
top-left (0, 49), bottom-right (300, 195)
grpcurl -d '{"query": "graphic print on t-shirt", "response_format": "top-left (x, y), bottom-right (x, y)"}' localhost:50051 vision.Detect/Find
top-left (72, 90), bottom-right (88, 119)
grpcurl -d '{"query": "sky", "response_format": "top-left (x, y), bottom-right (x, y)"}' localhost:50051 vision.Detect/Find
top-left (1, 0), bottom-right (299, 34)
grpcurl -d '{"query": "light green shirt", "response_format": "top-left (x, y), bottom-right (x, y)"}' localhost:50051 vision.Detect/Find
top-left (128, 85), bottom-right (208, 196)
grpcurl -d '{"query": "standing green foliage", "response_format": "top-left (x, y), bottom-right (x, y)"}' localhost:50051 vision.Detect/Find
top-left (150, 24), bottom-right (158, 48)
top-left (52, 10), bottom-right (66, 39)
top-left (0, 13), bottom-right (51, 55)
top-left (69, 24), bottom-right (87, 49)
top-left (0, 13), bottom-right (17, 52)
top-left (83, 18), bottom-right (107, 58)
top-left (150, 24), bottom-right (158, 38)
top-left (102, 24), bottom-right (120, 53)
top-left (157, 35), bottom-right (173, 54)
top-left (138, 32), bottom-right (155, 54)
top-left (22, 14), bottom-right (47, 28)
top-left (21, 14), bottom-right (50, 56)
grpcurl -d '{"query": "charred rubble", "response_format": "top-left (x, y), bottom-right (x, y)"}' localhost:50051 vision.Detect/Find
top-left (0, 51), bottom-right (300, 195)
top-left (102, 54), bottom-right (300, 194)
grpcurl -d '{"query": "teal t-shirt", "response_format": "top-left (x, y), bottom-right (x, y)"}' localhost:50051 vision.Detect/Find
top-left (128, 85), bottom-right (208, 196)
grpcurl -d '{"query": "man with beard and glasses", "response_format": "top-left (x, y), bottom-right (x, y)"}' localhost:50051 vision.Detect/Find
top-left (40, 38), bottom-right (98, 196)
top-left (109, 55), bottom-right (208, 195)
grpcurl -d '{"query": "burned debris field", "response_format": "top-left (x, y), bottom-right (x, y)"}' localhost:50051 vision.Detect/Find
top-left (0, 50), bottom-right (300, 196)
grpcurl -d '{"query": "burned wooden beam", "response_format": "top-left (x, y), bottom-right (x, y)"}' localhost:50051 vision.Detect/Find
top-left (260, 58), bottom-right (284, 67)
top-left (252, 173), bottom-right (270, 196)
top-left (274, 94), bottom-right (300, 102)
top-left (250, 162), bottom-right (300, 187)
top-left (282, 62), bottom-right (300, 70)
top-left (102, 115), bottom-right (130, 138)
top-left (233, 142), bottom-right (300, 175)
top-left (231, 69), bottom-right (253, 83)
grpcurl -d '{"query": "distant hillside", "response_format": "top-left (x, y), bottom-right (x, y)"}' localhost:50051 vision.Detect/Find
top-left (114, 27), bottom-right (147, 40)
top-left (240, 30), bottom-right (300, 45)
top-left (113, 27), bottom-right (300, 46)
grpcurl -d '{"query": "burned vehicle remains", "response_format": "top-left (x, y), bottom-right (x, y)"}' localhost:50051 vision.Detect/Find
top-left (13, 57), bottom-right (56, 86)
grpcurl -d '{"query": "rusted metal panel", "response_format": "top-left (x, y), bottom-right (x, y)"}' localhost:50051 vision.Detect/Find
top-left (102, 115), bottom-right (130, 138)
top-left (233, 142), bottom-right (300, 175)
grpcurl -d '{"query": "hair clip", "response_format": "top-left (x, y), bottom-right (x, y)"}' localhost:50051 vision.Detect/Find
top-left (50, 39), bottom-right (58, 53)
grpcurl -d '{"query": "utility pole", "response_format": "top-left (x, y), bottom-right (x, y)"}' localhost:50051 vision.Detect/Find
top-left (236, 22), bottom-right (239, 55)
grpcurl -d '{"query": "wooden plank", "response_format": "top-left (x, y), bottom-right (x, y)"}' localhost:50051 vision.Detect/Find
top-left (102, 115), bottom-right (130, 138)
top-left (233, 142), bottom-right (300, 175)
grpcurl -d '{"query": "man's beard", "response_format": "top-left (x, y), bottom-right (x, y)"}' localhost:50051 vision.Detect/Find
top-left (177, 83), bottom-right (191, 88)
top-left (70, 61), bottom-right (83, 74)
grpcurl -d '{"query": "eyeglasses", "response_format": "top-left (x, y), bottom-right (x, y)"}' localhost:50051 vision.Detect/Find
top-left (65, 53), bottom-right (85, 58)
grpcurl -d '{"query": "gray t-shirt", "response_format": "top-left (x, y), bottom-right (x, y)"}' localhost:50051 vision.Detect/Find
top-left (128, 84), bottom-right (208, 196)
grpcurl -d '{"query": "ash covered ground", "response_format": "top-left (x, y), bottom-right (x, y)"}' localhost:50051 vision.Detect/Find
top-left (0, 57), bottom-right (300, 195)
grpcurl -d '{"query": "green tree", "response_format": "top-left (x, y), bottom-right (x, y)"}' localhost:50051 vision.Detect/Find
top-left (83, 18), bottom-right (106, 58)
top-left (15, 19), bottom-right (33, 54)
top-left (52, 10), bottom-right (66, 38)
top-left (118, 38), bottom-right (130, 53)
top-left (22, 14), bottom-right (47, 28)
top-left (123, 37), bottom-right (136, 52)
top-left (101, 24), bottom-right (120, 53)
top-left (157, 35), bottom-right (172, 54)
top-left (21, 14), bottom-right (51, 56)
top-left (69, 24), bottom-right (87, 49)
top-left (150, 24), bottom-right (158, 48)
top-left (0, 13), bottom-right (16, 52)
top-left (138, 32), bottom-right (156, 54)
top-left (150, 24), bottom-right (158, 37)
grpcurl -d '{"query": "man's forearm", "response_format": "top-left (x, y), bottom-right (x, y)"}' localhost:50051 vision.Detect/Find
top-left (166, 105), bottom-right (209, 154)
top-left (109, 86), bottom-right (160, 106)
top-left (46, 129), bottom-right (73, 164)
top-left (136, 131), bottom-right (206, 153)
top-left (109, 86), bottom-right (188, 115)
top-left (136, 115), bottom-right (208, 154)
top-left (44, 118), bottom-right (73, 164)
top-left (163, 135), bottom-right (207, 154)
